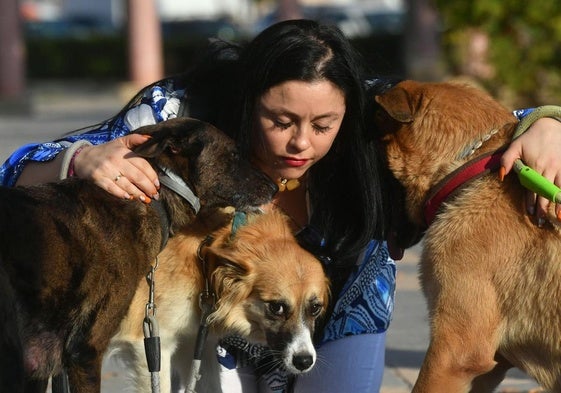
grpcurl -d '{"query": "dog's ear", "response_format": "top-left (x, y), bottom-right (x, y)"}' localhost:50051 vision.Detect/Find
top-left (206, 249), bottom-right (256, 329)
top-left (209, 249), bottom-right (255, 307)
top-left (133, 131), bottom-right (204, 159)
top-left (214, 252), bottom-right (251, 276)
top-left (133, 132), bottom-right (171, 158)
top-left (133, 118), bottom-right (206, 158)
top-left (375, 85), bottom-right (415, 123)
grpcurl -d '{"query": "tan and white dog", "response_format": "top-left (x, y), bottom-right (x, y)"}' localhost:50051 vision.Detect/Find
top-left (372, 80), bottom-right (561, 392)
top-left (108, 209), bottom-right (330, 393)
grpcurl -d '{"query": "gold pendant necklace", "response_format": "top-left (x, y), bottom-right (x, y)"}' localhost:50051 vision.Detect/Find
top-left (276, 177), bottom-right (300, 192)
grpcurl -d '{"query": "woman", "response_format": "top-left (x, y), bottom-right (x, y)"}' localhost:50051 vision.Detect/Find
top-left (2, 19), bottom-right (561, 392)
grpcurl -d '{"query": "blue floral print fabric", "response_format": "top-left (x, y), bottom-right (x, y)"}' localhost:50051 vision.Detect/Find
top-left (321, 239), bottom-right (395, 342)
top-left (0, 79), bottom-right (184, 187)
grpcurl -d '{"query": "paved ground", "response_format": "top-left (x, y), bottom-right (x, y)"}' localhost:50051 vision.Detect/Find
top-left (0, 81), bottom-right (544, 392)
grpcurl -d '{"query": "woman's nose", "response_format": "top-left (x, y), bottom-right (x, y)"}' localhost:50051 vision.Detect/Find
top-left (289, 127), bottom-right (311, 151)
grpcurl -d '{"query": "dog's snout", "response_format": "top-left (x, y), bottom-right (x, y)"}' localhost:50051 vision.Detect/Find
top-left (253, 172), bottom-right (279, 198)
top-left (230, 172), bottom-right (277, 210)
top-left (292, 354), bottom-right (314, 371)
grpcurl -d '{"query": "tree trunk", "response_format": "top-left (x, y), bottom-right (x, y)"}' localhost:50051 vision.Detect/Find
top-left (0, 0), bottom-right (28, 114)
top-left (404, 0), bottom-right (443, 81)
top-left (127, 0), bottom-right (164, 89)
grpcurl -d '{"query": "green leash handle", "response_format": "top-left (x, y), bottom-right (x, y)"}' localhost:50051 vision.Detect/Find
top-left (510, 105), bottom-right (561, 204)
top-left (513, 159), bottom-right (561, 203)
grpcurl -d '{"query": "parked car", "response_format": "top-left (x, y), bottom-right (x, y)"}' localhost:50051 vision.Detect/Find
top-left (253, 4), bottom-right (404, 38)
top-left (364, 9), bottom-right (404, 34)
top-left (24, 17), bottom-right (119, 39)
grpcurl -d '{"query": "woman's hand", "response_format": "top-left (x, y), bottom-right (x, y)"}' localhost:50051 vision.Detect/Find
top-left (73, 134), bottom-right (160, 202)
top-left (501, 117), bottom-right (561, 220)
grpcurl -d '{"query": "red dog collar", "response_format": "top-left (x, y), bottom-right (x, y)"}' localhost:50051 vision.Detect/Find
top-left (424, 148), bottom-right (506, 226)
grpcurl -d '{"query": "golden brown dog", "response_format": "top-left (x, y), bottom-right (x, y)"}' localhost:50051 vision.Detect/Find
top-left (372, 80), bottom-right (561, 392)
top-left (108, 209), bottom-right (330, 393)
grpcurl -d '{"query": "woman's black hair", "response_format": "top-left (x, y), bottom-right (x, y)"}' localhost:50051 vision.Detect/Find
top-left (230, 19), bottom-right (387, 261)
top-left (108, 19), bottom-right (391, 262)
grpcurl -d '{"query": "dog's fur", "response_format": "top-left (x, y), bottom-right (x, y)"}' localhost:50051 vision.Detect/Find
top-left (108, 208), bottom-right (330, 393)
top-left (372, 80), bottom-right (561, 392)
top-left (0, 117), bottom-right (276, 393)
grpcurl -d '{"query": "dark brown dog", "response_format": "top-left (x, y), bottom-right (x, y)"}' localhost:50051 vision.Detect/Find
top-left (0, 117), bottom-right (276, 393)
top-left (372, 80), bottom-right (561, 392)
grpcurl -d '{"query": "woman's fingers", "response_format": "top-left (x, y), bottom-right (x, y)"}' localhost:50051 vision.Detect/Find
top-left (72, 136), bottom-right (160, 202)
top-left (121, 134), bottom-right (161, 192)
top-left (501, 117), bottom-right (561, 220)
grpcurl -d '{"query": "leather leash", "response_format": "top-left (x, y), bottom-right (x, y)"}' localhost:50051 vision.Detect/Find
top-left (186, 235), bottom-right (216, 393)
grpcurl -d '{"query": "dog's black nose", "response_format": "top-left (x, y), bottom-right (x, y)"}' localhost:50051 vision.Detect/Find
top-left (292, 354), bottom-right (314, 371)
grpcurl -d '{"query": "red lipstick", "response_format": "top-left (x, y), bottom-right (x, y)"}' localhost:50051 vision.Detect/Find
top-left (284, 158), bottom-right (308, 167)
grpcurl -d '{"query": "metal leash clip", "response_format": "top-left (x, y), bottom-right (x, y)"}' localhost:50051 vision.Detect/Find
top-left (143, 258), bottom-right (161, 393)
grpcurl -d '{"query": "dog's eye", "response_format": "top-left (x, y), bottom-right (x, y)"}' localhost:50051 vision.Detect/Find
top-left (310, 303), bottom-right (323, 317)
top-left (267, 302), bottom-right (285, 316)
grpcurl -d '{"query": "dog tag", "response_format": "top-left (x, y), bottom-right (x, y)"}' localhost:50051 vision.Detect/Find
top-left (144, 336), bottom-right (161, 372)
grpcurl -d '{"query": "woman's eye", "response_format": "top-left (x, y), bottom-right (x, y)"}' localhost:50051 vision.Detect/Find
top-left (274, 120), bottom-right (292, 130)
top-left (312, 124), bottom-right (331, 134)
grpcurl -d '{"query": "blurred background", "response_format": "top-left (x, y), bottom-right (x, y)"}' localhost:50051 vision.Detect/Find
top-left (1, 0), bottom-right (561, 115)
top-left (0, 3), bottom-right (553, 390)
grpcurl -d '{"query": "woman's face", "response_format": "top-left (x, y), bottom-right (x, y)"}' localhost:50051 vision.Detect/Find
top-left (252, 80), bottom-right (346, 183)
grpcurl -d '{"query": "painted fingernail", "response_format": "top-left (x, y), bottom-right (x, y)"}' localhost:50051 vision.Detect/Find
top-left (527, 205), bottom-right (535, 216)
top-left (140, 134), bottom-right (152, 139)
top-left (152, 193), bottom-right (159, 201)
top-left (154, 179), bottom-right (160, 189)
top-left (499, 166), bottom-right (506, 181)
top-left (124, 193), bottom-right (132, 200)
top-left (538, 217), bottom-right (545, 227)
top-left (139, 195), bottom-right (151, 204)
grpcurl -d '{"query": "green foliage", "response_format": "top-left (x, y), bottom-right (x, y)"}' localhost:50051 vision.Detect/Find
top-left (435, 0), bottom-right (561, 106)
top-left (26, 36), bottom-right (217, 79)
top-left (26, 36), bottom-right (128, 79)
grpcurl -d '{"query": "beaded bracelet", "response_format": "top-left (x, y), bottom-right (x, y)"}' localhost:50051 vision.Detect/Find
top-left (67, 146), bottom-right (86, 178)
